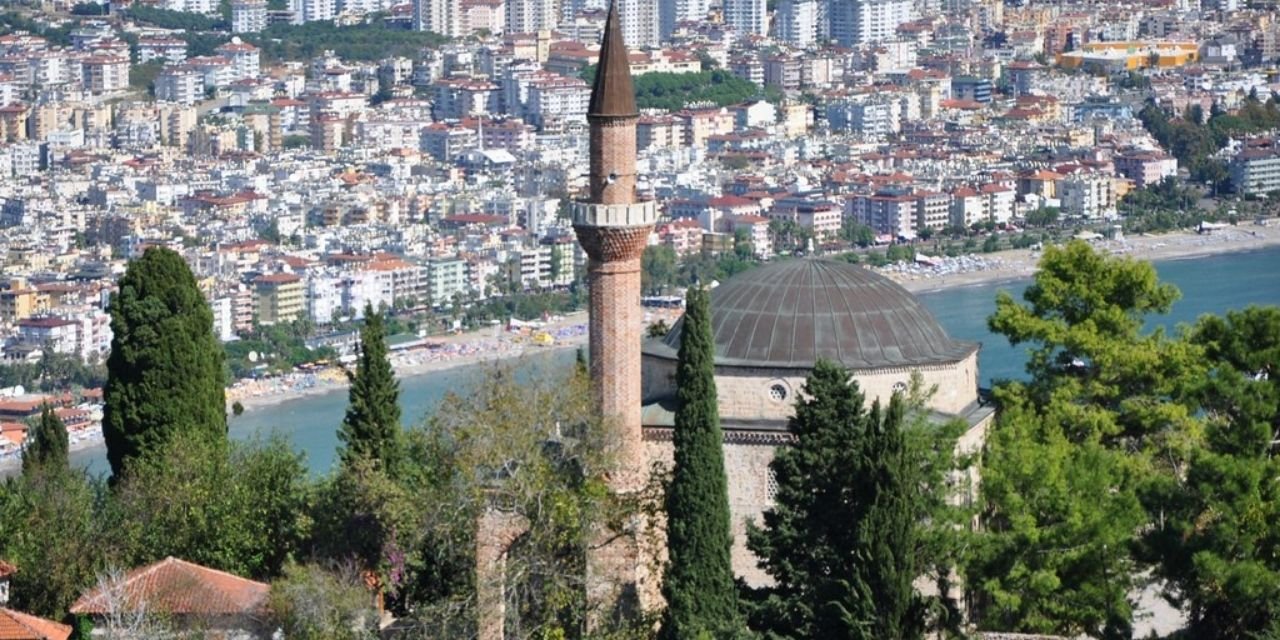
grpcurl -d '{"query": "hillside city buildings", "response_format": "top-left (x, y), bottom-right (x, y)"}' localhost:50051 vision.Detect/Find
top-left (0, 0), bottom-right (1275, 434)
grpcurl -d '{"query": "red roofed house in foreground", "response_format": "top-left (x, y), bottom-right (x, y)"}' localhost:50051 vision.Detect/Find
top-left (70, 557), bottom-right (270, 637)
top-left (0, 560), bottom-right (71, 640)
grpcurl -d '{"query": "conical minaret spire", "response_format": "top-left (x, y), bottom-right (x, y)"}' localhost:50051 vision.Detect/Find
top-left (589, 1), bottom-right (637, 118)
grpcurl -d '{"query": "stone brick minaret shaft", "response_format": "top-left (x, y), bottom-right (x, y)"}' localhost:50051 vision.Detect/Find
top-left (573, 0), bottom-right (656, 495)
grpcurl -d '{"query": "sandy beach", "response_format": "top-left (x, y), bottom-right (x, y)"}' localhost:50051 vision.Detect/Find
top-left (885, 223), bottom-right (1280, 294)
top-left (224, 223), bottom-right (1280, 413)
top-left (228, 312), bottom-right (597, 412)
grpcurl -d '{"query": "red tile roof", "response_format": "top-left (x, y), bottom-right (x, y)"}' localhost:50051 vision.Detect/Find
top-left (70, 558), bottom-right (269, 617)
top-left (0, 608), bottom-right (72, 640)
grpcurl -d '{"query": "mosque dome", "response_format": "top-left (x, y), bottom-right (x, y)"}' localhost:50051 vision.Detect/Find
top-left (646, 259), bottom-right (977, 370)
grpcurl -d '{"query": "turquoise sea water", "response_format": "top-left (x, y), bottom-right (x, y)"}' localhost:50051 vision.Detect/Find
top-left (69, 246), bottom-right (1280, 477)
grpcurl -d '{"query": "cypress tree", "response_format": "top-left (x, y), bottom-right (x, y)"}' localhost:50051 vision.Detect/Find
top-left (103, 247), bottom-right (227, 480)
top-left (745, 359), bottom-right (922, 640)
top-left (660, 286), bottom-right (742, 639)
top-left (338, 304), bottom-right (402, 471)
top-left (22, 403), bottom-right (68, 474)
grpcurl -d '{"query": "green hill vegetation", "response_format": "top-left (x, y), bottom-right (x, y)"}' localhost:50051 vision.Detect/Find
top-left (246, 20), bottom-right (449, 62)
top-left (581, 67), bottom-right (765, 111)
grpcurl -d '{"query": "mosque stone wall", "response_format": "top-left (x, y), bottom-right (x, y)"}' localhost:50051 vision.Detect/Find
top-left (644, 436), bottom-right (778, 587)
top-left (642, 349), bottom-right (979, 421)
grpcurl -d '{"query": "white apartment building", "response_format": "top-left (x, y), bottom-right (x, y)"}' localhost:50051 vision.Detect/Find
top-left (291, 0), bottom-right (337, 23)
top-left (216, 39), bottom-right (261, 80)
top-left (618, 0), bottom-right (661, 48)
top-left (30, 52), bottom-right (79, 88)
top-left (414, 0), bottom-right (462, 36)
top-left (427, 258), bottom-right (468, 307)
top-left (165, 0), bottom-right (219, 14)
top-left (829, 0), bottom-right (914, 46)
top-left (725, 0), bottom-right (768, 37)
top-left (81, 55), bottom-right (129, 95)
top-left (1059, 174), bottom-right (1116, 219)
top-left (231, 0), bottom-right (269, 33)
top-left (526, 74), bottom-right (590, 128)
top-left (307, 275), bottom-right (344, 324)
top-left (660, 0), bottom-right (709, 40)
top-left (505, 0), bottom-right (557, 33)
top-left (155, 66), bottom-right (205, 105)
top-left (777, 0), bottom-right (819, 47)
top-left (137, 37), bottom-right (188, 64)
top-left (339, 0), bottom-right (391, 15)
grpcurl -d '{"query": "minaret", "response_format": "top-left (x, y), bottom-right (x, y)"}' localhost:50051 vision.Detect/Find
top-left (573, 0), bottom-right (659, 623)
top-left (574, 0), bottom-right (656, 494)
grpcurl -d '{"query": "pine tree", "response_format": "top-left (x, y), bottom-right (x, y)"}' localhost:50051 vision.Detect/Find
top-left (103, 247), bottom-right (227, 480)
top-left (660, 286), bottom-right (742, 639)
top-left (745, 359), bottom-right (922, 640)
top-left (338, 304), bottom-right (402, 471)
top-left (22, 403), bottom-right (68, 474)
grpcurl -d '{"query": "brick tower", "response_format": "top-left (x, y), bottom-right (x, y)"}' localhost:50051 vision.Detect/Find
top-left (574, 1), bottom-right (656, 493)
top-left (573, 0), bottom-right (659, 624)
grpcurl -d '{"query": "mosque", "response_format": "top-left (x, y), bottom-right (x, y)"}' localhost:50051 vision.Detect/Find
top-left (476, 3), bottom-right (992, 635)
top-left (640, 259), bottom-right (994, 585)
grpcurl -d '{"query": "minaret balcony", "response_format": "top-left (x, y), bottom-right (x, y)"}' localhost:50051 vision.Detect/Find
top-left (572, 199), bottom-right (657, 229)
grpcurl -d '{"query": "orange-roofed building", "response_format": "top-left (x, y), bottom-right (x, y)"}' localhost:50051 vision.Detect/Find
top-left (0, 608), bottom-right (71, 640)
top-left (70, 558), bottom-right (269, 637)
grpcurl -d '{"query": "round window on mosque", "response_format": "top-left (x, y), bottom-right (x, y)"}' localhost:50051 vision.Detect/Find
top-left (768, 383), bottom-right (789, 402)
top-left (892, 381), bottom-right (908, 393)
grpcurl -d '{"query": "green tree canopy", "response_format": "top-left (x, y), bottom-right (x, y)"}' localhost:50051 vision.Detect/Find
top-left (970, 241), bottom-right (1208, 637)
top-left (745, 359), bottom-right (923, 639)
top-left (1139, 307), bottom-right (1280, 638)
top-left (661, 286), bottom-right (742, 639)
top-left (103, 247), bottom-right (227, 480)
top-left (338, 304), bottom-right (403, 472)
top-left (22, 403), bottom-right (68, 475)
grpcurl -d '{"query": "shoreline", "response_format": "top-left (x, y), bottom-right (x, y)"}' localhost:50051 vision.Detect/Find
top-left (230, 226), bottom-right (1280, 412)
top-left (888, 223), bottom-right (1280, 294)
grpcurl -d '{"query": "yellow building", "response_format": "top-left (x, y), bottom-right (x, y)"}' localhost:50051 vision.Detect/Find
top-left (0, 279), bottom-right (50, 323)
top-left (1057, 41), bottom-right (1199, 72)
top-left (253, 273), bottom-right (304, 325)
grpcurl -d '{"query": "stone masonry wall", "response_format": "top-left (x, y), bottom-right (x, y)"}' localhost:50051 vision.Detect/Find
top-left (642, 350), bottom-right (980, 421)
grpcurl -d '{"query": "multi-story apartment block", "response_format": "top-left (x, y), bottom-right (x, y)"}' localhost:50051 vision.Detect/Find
top-left (432, 78), bottom-right (500, 118)
top-left (427, 257), bottom-right (468, 307)
top-left (216, 39), bottom-right (261, 80)
top-left (525, 74), bottom-right (590, 129)
top-left (660, 0), bottom-right (709, 40)
top-left (1059, 173), bottom-right (1116, 220)
top-left (505, 0), bottom-right (556, 33)
top-left (414, 0), bottom-right (462, 36)
top-left (826, 99), bottom-right (897, 135)
top-left (1230, 138), bottom-right (1280, 195)
top-left (829, 0), bottom-right (915, 46)
top-left (254, 273), bottom-right (305, 324)
top-left (81, 55), bottom-right (129, 94)
top-left (188, 56), bottom-right (236, 89)
top-left (0, 279), bottom-right (49, 323)
top-left (617, 0), bottom-right (661, 48)
top-left (725, 0), bottom-right (768, 37)
top-left (155, 66), bottom-right (205, 105)
top-left (914, 190), bottom-right (950, 232)
top-left (16, 317), bottom-right (79, 357)
top-left (291, 0), bottom-right (337, 23)
top-left (777, 0), bottom-right (820, 47)
top-left (849, 191), bottom-right (918, 239)
top-left (1114, 150), bottom-right (1178, 190)
top-left (137, 37), bottom-right (188, 64)
top-left (232, 0), bottom-right (270, 33)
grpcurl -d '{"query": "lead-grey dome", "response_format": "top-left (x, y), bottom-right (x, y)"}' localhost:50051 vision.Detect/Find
top-left (644, 259), bottom-right (977, 370)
